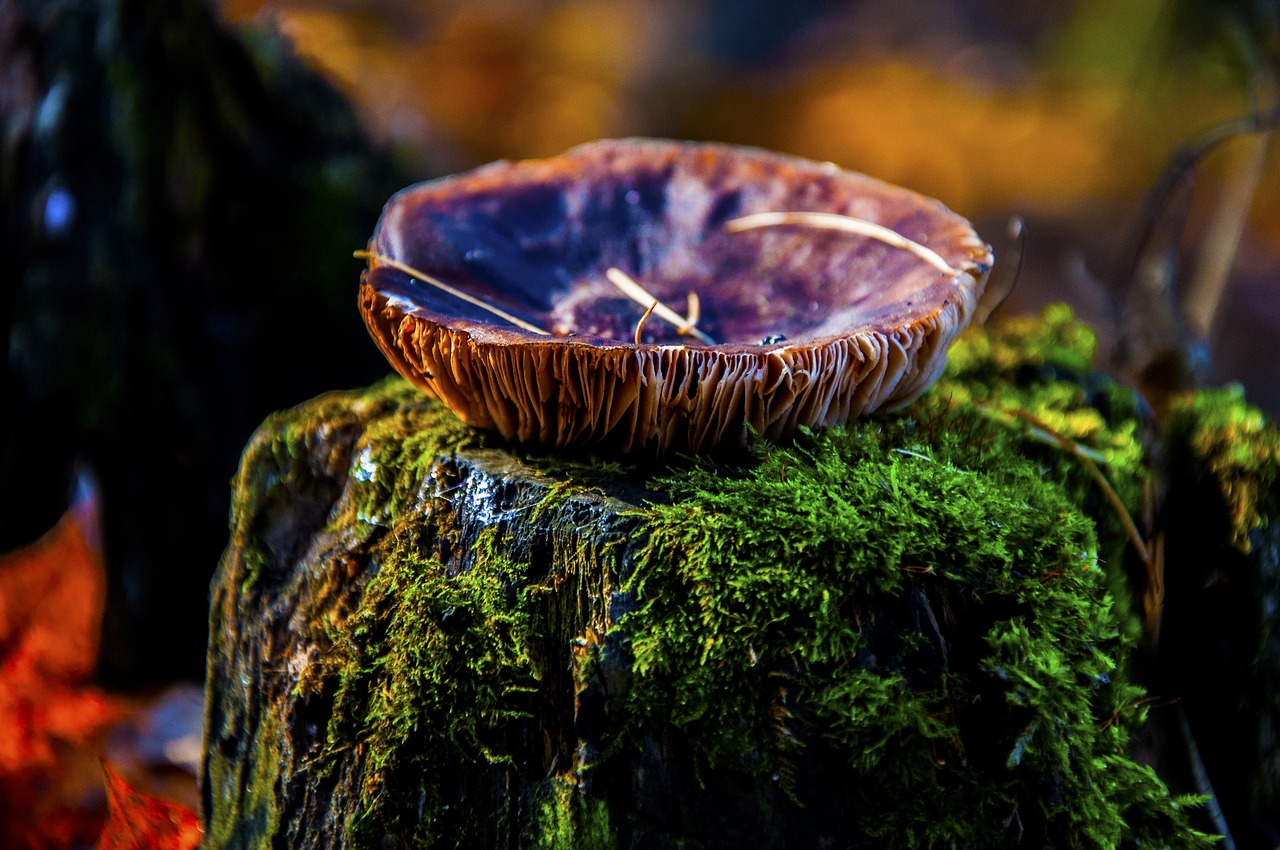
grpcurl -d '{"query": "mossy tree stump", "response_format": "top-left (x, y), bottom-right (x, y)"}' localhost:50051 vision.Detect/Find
top-left (201, 308), bottom-right (1271, 849)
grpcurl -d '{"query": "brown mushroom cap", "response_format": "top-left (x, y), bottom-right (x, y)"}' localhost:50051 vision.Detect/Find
top-left (359, 138), bottom-right (992, 454)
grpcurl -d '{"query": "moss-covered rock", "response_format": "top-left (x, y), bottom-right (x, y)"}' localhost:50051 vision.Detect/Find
top-left (204, 306), bottom-right (1238, 849)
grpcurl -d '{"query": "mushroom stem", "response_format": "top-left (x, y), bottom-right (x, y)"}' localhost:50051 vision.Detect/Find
top-left (355, 249), bottom-right (551, 336)
top-left (604, 267), bottom-right (717, 345)
top-left (725, 211), bottom-right (960, 277)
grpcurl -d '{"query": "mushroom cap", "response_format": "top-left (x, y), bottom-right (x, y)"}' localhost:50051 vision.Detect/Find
top-left (360, 138), bottom-right (992, 454)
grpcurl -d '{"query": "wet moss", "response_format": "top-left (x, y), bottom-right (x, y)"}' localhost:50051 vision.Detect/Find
top-left (228, 376), bottom-right (436, 588)
top-left (523, 778), bottom-right (614, 850)
top-left (621, 416), bottom-right (1199, 847)
top-left (342, 388), bottom-right (492, 529)
top-left (324, 524), bottom-right (541, 847)
top-left (300, 424), bottom-right (628, 846)
top-left (204, 702), bottom-right (284, 850)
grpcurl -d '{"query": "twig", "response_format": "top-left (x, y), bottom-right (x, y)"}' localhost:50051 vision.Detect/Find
top-left (1183, 126), bottom-right (1272, 342)
top-left (1112, 103), bottom-right (1280, 300)
top-left (972, 403), bottom-right (1108, 463)
top-left (355, 249), bottom-right (551, 336)
top-left (999, 405), bottom-right (1151, 566)
top-left (1143, 531), bottom-right (1165, 647)
top-left (975, 217), bottom-right (1024, 325)
top-left (725, 211), bottom-right (960, 276)
top-left (974, 402), bottom-right (1152, 571)
top-left (996, 404), bottom-right (1167, 642)
top-left (605, 267), bottom-right (717, 344)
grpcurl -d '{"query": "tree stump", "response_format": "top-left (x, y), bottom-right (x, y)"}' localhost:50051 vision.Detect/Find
top-left (202, 310), bottom-right (1255, 849)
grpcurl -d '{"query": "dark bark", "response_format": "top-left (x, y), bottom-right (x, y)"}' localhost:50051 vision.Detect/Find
top-left (202, 387), bottom-right (647, 848)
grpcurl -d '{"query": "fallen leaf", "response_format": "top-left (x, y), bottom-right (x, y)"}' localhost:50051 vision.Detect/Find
top-left (0, 497), bottom-right (116, 770)
top-left (0, 480), bottom-right (126, 848)
top-left (95, 761), bottom-right (200, 850)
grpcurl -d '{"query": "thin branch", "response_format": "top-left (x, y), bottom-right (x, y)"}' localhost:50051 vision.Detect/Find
top-left (1113, 103), bottom-right (1280, 297)
top-left (972, 403), bottom-right (1108, 464)
top-left (1143, 531), bottom-right (1165, 647)
top-left (974, 402), bottom-right (1152, 571)
top-left (975, 217), bottom-right (1025, 325)
top-left (1178, 705), bottom-right (1238, 850)
top-left (1183, 123), bottom-right (1273, 341)
top-left (988, 399), bottom-right (1168, 642)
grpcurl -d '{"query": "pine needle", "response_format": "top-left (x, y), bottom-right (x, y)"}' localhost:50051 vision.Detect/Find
top-left (605, 268), bottom-right (717, 345)
top-left (634, 301), bottom-right (658, 345)
top-left (356, 249), bottom-right (551, 336)
top-left (725, 211), bottom-right (959, 276)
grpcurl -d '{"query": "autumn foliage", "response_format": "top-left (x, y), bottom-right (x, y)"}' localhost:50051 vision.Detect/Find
top-left (96, 762), bottom-right (200, 850)
top-left (0, 504), bottom-right (198, 848)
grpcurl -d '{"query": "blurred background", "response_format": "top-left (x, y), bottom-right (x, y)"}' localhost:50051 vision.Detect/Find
top-left (1, 0), bottom-right (1278, 842)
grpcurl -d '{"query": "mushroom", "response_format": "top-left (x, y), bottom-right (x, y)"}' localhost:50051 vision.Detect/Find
top-left (359, 138), bottom-right (992, 454)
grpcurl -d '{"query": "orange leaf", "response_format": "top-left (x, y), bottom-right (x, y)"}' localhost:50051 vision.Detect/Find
top-left (96, 761), bottom-right (200, 850)
top-left (0, 503), bottom-right (105, 682)
top-left (0, 497), bottom-right (119, 775)
top-left (0, 487), bottom-right (127, 849)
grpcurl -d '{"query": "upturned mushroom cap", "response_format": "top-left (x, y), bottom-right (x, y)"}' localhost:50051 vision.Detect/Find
top-left (359, 138), bottom-right (992, 454)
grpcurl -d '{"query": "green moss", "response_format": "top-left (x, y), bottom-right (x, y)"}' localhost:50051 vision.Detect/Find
top-left (205, 702), bottom-right (284, 850)
top-left (926, 306), bottom-right (1152, 642)
top-left (523, 778), bottom-right (614, 850)
top-left (930, 307), bottom-right (1149, 535)
top-left (528, 478), bottom-right (600, 525)
top-left (620, 410), bottom-right (1204, 846)
top-left (322, 524), bottom-right (541, 847)
top-left (307, 407), bottom-right (624, 846)
top-left (613, 306), bottom-right (1209, 847)
top-left (945, 302), bottom-right (1098, 377)
top-left (1164, 384), bottom-right (1280, 551)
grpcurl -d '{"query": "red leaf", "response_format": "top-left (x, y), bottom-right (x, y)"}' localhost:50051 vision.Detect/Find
top-left (95, 761), bottom-right (199, 850)
top-left (0, 486), bottom-right (126, 848)
top-left (0, 501), bottom-right (119, 774)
